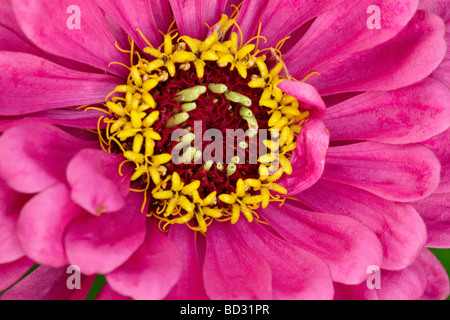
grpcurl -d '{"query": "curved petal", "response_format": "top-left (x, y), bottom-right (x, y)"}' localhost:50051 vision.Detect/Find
top-left (421, 128), bottom-right (450, 194)
top-left (12, 0), bottom-right (128, 77)
top-left (323, 78), bottom-right (450, 145)
top-left (418, 249), bottom-right (450, 300)
top-left (235, 220), bottom-right (334, 300)
top-left (235, 0), bottom-right (345, 46)
top-left (95, 0), bottom-right (162, 49)
top-left (284, 0), bottom-right (418, 77)
top-left (17, 184), bottom-right (82, 267)
top-left (304, 11), bottom-right (447, 95)
top-left (169, 0), bottom-right (227, 39)
top-left (0, 257), bottom-right (35, 292)
top-left (0, 52), bottom-right (122, 116)
top-left (412, 192), bottom-right (450, 248)
top-left (166, 225), bottom-right (208, 300)
top-left (0, 265), bottom-right (96, 300)
top-left (260, 202), bottom-right (383, 285)
top-left (67, 149), bottom-right (132, 216)
top-left (64, 191), bottom-right (146, 275)
top-left (277, 119), bottom-right (329, 196)
top-left (0, 180), bottom-right (29, 264)
top-left (297, 179), bottom-right (427, 270)
top-left (203, 222), bottom-right (273, 299)
top-left (376, 261), bottom-right (427, 300)
top-left (322, 142), bottom-right (441, 202)
top-left (0, 120), bottom-right (96, 194)
top-left (106, 220), bottom-right (183, 300)
top-left (277, 81), bottom-right (327, 118)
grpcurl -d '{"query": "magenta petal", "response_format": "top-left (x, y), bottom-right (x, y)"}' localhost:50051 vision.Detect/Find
top-left (277, 119), bottom-right (329, 196)
top-left (418, 249), bottom-right (450, 300)
top-left (67, 149), bottom-right (132, 216)
top-left (322, 142), bottom-right (441, 202)
top-left (323, 78), bottom-right (450, 144)
top-left (95, 283), bottom-right (131, 300)
top-left (166, 225), bottom-right (208, 300)
top-left (0, 52), bottom-right (122, 116)
top-left (96, 0), bottom-right (162, 49)
top-left (377, 261), bottom-right (427, 300)
top-left (0, 265), bottom-right (95, 300)
top-left (0, 180), bottom-right (29, 264)
top-left (12, 0), bottom-right (128, 77)
top-left (305, 11), bottom-right (447, 95)
top-left (18, 184), bottom-right (82, 267)
top-left (261, 202), bottom-right (382, 284)
top-left (334, 261), bottom-right (427, 300)
top-left (412, 192), bottom-right (450, 248)
top-left (284, 0), bottom-right (418, 77)
top-left (297, 179), bottom-right (427, 270)
top-left (421, 128), bottom-right (450, 194)
top-left (64, 191), bottom-right (146, 275)
top-left (203, 222), bottom-right (273, 299)
top-left (106, 221), bottom-right (182, 300)
top-left (235, 220), bottom-right (334, 300)
top-left (277, 81), bottom-right (327, 118)
top-left (0, 257), bottom-right (34, 291)
top-left (169, 0), bottom-right (226, 39)
top-left (235, 0), bottom-right (344, 46)
top-left (0, 121), bottom-right (96, 194)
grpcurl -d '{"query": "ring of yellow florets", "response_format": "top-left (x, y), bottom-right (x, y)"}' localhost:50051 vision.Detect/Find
top-left (94, 14), bottom-right (310, 234)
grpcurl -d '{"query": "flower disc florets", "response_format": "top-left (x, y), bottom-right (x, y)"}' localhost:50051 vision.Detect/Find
top-left (97, 14), bottom-right (310, 233)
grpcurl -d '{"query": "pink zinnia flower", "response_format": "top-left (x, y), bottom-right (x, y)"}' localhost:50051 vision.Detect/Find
top-left (0, 0), bottom-right (449, 301)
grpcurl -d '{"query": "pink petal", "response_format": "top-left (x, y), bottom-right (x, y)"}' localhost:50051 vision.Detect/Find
top-left (261, 202), bottom-right (383, 284)
top-left (203, 222), bottom-right (273, 299)
top-left (106, 220), bottom-right (183, 300)
top-left (277, 81), bottom-right (327, 118)
top-left (67, 149), bottom-right (132, 216)
top-left (421, 128), bottom-right (450, 194)
top-left (323, 78), bottom-right (450, 144)
top-left (0, 52), bottom-right (122, 116)
top-left (0, 180), bottom-right (29, 264)
top-left (376, 261), bottom-right (427, 300)
top-left (12, 0), bottom-right (128, 77)
top-left (0, 109), bottom-right (110, 132)
top-left (322, 142), bottom-right (441, 202)
top-left (0, 120), bottom-right (96, 194)
top-left (96, 0), bottom-right (162, 49)
top-left (235, 220), bottom-right (334, 300)
top-left (64, 190), bottom-right (146, 275)
top-left (17, 183), bottom-right (82, 267)
top-left (149, 0), bottom-right (173, 35)
top-left (304, 11), bottom-right (447, 95)
top-left (417, 249), bottom-right (450, 300)
top-left (297, 179), bottom-right (427, 270)
top-left (284, 0), bottom-right (418, 77)
top-left (0, 265), bottom-right (95, 300)
top-left (0, 257), bottom-right (35, 292)
top-left (277, 119), bottom-right (329, 196)
top-left (169, 0), bottom-right (227, 39)
top-left (334, 261), bottom-right (427, 300)
top-left (412, 192), bottom-right (450, 248)
top-left (166, 225), bottom-right (208, 300)
top-left (95, 282), bottom-right (131, 300)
